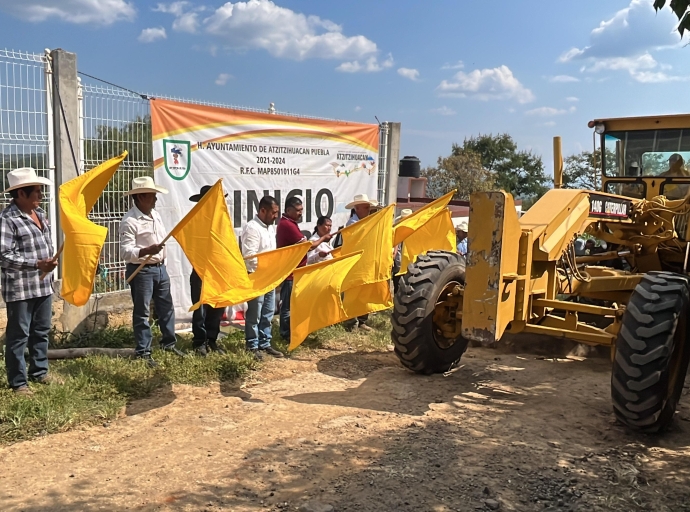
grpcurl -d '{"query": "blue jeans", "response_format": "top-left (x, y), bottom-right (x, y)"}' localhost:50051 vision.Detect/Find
top-left (4, 294), bottom-right (52, 389)
top-left (126, 263), bottom-right (176, 356)
top-left (279, 279), bottom-right (293, 341)
top-left (245, 289), bottom-right (275, 350)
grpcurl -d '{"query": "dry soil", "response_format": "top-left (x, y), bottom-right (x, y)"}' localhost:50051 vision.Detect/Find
top-left (2, 341), bottom-right (690, 511)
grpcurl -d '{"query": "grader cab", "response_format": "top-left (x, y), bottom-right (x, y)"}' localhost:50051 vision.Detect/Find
top-left (392, 114), bottom-right (690, 433)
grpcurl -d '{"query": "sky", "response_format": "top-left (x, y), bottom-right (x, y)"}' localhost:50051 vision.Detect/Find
top-left (0, 0), bottom-right (688, 175)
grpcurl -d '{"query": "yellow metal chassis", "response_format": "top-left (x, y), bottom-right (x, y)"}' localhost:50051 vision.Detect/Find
top-left (461, 189), bottom-right (647, 348)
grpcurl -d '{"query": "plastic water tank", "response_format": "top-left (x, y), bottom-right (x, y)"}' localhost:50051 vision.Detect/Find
top-left (399, 156), bottom-right (421, 178)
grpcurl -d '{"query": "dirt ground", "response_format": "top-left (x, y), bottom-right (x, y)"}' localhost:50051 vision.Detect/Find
top-left (2, 340), bottom-right (690, 512)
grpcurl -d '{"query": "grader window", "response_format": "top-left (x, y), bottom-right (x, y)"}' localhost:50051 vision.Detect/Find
top-left (605, 181), bottom-right (645, 199)
top-left (604, 129), bottom-right (690, 177)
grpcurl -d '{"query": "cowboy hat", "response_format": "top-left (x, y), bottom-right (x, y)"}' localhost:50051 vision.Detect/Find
top-left (456, 221), bottom-right (468, 232)
top-left (4, 167), bottom-right (52, 192)
top-left (125, 176), bottom-right (168, 196)
top-left (345, 193), bottom-right (378, 209)
top-left (189, 184), bottom-right (228, 202)
top-left (395, 208), bottom-right (413, 222)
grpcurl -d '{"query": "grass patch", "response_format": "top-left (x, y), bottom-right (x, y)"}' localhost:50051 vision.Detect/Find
top-left (0, 312), bottom-right (393, 445)
top-left (274, 311), bottom-right (393, 355)
top-left (0, 326), bottom-right (256, 444)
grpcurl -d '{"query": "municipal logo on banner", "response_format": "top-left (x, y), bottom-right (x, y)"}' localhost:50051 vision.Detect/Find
top-left (163, 140), bottom-right (191, 180)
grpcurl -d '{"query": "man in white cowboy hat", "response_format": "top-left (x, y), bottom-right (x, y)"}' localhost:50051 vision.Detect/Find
top-left (343, 192), bottom-right (379, 332)
top-left (345, 193), bottom-right (378, 227)
top-left (188, 185), bottom-right (227, 357)
top-left (119, 176), bottom-right (184, 366)
top-left (0, 167), bottom-right (58, 395)
top-left (456, 220), bottom-right (468, 256)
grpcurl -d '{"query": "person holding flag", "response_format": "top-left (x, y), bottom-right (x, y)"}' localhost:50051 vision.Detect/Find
top-left (188, 185), bottom-right (227, 357)
top-left (0, 168), bottom-right (58, 395)
top-left (120, 177), bottom-right (184, 366)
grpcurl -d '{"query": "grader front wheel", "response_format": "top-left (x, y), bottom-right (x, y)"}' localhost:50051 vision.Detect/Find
top-left (611, 272), bottom-right (690, 433)
top-left (391, 251), bottom-right (469, 374)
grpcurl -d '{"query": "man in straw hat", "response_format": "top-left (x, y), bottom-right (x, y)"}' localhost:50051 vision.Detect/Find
top-left (0, 167), bottom-right (58, 395)
top-left (343, 193), bottom-right (379, 332)
top-left (188, 185), bottom-right (227, 357)
top-left (119, 176), bottom-right (184, 367)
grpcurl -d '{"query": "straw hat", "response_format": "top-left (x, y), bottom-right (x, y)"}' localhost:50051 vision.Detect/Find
top-left (345, 193), bottom-right (378, 209)
top-left (125, 176), bottom-right (168, 196)
top-left (4, 167), bottom-right (52, 192)
top-left (395, 208), bottom-right (413, 222)
top-left (189, 184), bottom-right (228, 202)
top-left (456, 221), bottom-right (468, 232)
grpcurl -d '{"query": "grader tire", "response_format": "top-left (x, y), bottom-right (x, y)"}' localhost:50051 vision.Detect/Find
top-left (611, 271), bottom-right (690, 433)
top-left (391, 251), bottom-right (469, 375)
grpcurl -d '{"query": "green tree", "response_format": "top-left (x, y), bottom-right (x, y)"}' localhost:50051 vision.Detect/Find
top-left (84, 115), bottom-right (153, 216)
top-left (562, 151), bottom-right (600, 190)
top-left (457, 133), bottom-right (551, 200)
top-left (422, 150), bottom-right (494, 200)
top-left (654, 0), bottom-right (690, 37)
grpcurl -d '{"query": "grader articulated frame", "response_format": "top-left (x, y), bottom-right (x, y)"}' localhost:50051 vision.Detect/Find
top-left (392, 116), bottom-right (690, 434)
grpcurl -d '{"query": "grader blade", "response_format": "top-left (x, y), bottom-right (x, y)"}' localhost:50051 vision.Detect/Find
top-left (462, 191), bottom-right (522, 346)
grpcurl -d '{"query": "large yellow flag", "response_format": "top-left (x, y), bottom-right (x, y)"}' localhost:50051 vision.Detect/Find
top-left (169, 180), bottom-right (251, 299)
top-left (289, 252), bottom-right (363, 351)
top-left (169, 180), bottom-right (310, 310)
top-left (393, 190), bottom-right (455, 246)
top-left (342, 280), bottom-right (393, 318)
top-left (206, 242), bottom-right (310, 308)
top-left (60, 151), bottom-right (128, 306)
top-left (339, 204), bottom-right (395, 290)
top-left (397, 209), bottom-right (457, 275)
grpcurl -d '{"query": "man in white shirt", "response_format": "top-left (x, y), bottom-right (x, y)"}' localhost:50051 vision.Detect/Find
top-left (241, 195), bottom-right (283, 360)
top-left (119, 177), bottom-right (183, 367)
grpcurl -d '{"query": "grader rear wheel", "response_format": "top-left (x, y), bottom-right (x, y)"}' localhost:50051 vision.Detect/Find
top-left (391, 251), bottom-right (469, 374)
top-left (611, 271), bottom-right (690, 433)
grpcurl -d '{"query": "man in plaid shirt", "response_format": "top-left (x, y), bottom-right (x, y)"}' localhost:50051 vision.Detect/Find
top-left (0, 168), bottom-right (58, 396)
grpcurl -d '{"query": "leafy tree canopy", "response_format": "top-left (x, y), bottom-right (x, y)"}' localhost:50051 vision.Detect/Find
top-left (422, 150), bottom-right (494, 200)
top-left (456, 133), bottom-right (551, 200)
top-left (654, 0), bottom-right (690, 37)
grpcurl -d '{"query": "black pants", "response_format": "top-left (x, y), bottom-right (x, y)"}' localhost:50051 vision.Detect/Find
top-left (344, 314), bottom-right (369, 330)
top-left (190, 270), bottom-right (225, 346)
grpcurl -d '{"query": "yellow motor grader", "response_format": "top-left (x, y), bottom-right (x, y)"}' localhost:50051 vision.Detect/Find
top-left (392, 114), bottom-right (690, 433)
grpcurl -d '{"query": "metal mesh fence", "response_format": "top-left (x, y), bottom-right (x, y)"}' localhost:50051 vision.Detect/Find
top-left (80, 83), bottom-right (152, 293)
top-left (0, 49), bottom-right (54, 243)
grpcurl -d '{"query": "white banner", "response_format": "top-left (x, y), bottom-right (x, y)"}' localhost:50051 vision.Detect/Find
top-left (150, 99), bottom-right (380, 320)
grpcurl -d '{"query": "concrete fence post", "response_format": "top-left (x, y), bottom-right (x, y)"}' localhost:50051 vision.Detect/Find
top-left (50, 48), bottom-right (80, 251)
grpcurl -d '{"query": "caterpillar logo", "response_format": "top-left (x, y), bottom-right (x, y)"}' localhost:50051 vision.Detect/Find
top-left (589, 194), bottom-right (632, 220)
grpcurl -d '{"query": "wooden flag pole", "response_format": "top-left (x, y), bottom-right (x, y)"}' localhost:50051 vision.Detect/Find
top-left (125, 231), bottom-right (174, 284)
top-left (39, 243), bottom-right (64, 280)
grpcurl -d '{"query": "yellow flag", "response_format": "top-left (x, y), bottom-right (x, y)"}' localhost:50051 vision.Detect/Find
top-left (289, 252), bottom-right (363, 351)
top-left (60, 151), bottom-right (128, 306)
top-left (393, 190), bottom-right (455, 246)
top-left (340, 204), bottom-right (395, 291)
top-left (169, 180), bottom-right (310, 310)
top-left (397, 209), bottom-right (456, 275)
top-left (342, 280), bottom-right (393, 319)
top-left (206, 242), bottom-right (310, 309)
top-left (170, 181), bottom-right (251, 301)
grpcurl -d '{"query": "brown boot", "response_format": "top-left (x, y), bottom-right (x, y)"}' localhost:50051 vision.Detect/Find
top-left (13, 386), bottom-right (34, 397)
top-left (33, 373), bottom-right (64, 385)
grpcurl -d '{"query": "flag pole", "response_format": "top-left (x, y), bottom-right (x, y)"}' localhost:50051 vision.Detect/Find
top-left (39, 243), bottom-right (64, 280)
top-left (125, 178), bottom-right (225, 285)
top-left (125, 232), bottom-right (174, 284)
